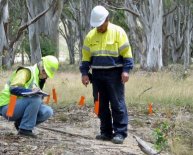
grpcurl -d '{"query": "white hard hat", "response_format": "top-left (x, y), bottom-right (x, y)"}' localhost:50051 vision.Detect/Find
top-left (90, 5), bottom-right (109, 27)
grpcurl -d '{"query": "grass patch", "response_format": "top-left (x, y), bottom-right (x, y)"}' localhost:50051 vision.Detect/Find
top-left (1, 64), bottom-right (193, 154)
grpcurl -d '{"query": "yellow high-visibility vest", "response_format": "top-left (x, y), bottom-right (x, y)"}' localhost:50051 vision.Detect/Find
top-left (0, 65), bottom-right (40, 107)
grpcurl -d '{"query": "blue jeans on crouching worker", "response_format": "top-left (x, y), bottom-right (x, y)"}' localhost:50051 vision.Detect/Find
top-left (0, 96), bottom-right (53, 130)
top-left (92, 67), bottom-right (128, 138)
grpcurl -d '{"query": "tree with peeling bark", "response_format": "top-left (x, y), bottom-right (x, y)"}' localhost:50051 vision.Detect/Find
top-left (0, 0), bottom-right (9, 68)
top-left (27, 0), bottom-right (63, 64)
top-left (1, 0), bottom-right (192, 70)
top-left (124, 0), bottom-right (163, 71)
top-left (60, 0), bottom-right (95, 64)
top-left (0, 0), bottom-right (57, 68)
top-left (163, 0), bottom-right (193, 70)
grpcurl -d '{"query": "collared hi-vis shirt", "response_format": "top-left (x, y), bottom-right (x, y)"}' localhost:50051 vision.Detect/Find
top-left (80, 23), bottom-right (134, 76)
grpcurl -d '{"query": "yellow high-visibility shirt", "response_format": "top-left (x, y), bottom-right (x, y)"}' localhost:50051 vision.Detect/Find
top-left (80, 22), bottom-right (133, 75)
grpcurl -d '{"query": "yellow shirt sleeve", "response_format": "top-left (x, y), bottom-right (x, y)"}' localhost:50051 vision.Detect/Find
top-left (118, 28), bottom-right (132, 58)
top-left (82, 37), bottom-right (91, 62)
top-left (10, 69), bottom-right (31, 87)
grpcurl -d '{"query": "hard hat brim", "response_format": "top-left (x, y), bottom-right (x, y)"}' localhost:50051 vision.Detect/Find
top-left (43, 63), bottom-right (54, 78)
top-left (90, 18), bottom-right (106, 27)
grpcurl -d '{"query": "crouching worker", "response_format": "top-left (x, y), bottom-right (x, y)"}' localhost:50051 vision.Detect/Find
top-left (0, 55), bottom-right (59, 138)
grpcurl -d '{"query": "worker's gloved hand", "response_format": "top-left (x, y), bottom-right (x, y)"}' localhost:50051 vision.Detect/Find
top-left (82, 75), bottom-right (90, 87)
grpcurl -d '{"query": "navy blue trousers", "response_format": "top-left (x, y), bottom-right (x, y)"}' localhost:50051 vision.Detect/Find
top-left (92, 68), bottom-right (128, 138)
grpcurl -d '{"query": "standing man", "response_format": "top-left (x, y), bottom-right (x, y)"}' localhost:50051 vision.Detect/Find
top-left (0, 55), bottom-right (59, 138)
top-left (80, 6), bottom-right (134, 144)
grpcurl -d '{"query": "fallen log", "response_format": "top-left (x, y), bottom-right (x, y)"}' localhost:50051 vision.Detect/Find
top-left (133, 135), bottom-right (159, 155)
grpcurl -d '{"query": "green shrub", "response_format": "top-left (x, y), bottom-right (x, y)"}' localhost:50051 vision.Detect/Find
top-left (40, 35), bottom-right (56, 57)
top-left (21, 35), bottom-right (56, 60)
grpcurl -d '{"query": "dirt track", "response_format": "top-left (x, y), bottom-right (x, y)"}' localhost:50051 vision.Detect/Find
top-left (0, 105), bottom-right (165, 155)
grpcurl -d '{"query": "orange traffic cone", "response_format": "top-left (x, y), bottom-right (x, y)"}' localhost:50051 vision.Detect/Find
top-left (94, 93), bottom-right (99, 116)
top-left (6, 95), bottom-right (17, 117)
top-left (52, 88), bottom-right (58, 103)
top-left (78, 96), bottom-right (85, 106)
top-left (148, 103), bottom-right (153, 115)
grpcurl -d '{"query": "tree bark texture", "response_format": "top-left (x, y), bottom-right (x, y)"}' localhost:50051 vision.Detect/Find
top-left (0, 0), bottom-right (8, 67)
top-left (27, 0), bottom-right (63, 64)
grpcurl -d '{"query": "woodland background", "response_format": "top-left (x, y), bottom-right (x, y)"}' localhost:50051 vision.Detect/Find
top-left (0, 0), bottom-right (192, 72)
top-left (0, 1), bottom-right (193, 154)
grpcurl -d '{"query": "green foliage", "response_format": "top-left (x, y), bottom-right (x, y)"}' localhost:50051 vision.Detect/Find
top-left (163, 0), bottom-right (173, 9)
top-left (21, 36), bottom-right (30, 54)
top-left (9, 0), bottom-right (25, 37)
top-left (40, 36), bottom-right (56, 57)
top-left (153, 121), bottom-right (170, 151)
top-left (110, 10), bottom-right (129, 32)
top-left (21, 35), bottom-right (56, 59)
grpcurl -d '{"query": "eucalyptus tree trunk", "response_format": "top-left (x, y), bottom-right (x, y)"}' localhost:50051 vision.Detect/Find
top-left (163, 0), bottom-right (193, 69)
top-left (0, 0), bottom-right (9, 68)
top-left (124, 0), bottom-right (147, 69)
top-left (145, 0), bottom-right (163, 71)
top-left (27, 0), bottom-right (63, 64)
top-left (60, 13), bottom-right (76, 64)
top-left (171, 6), bottom-right (185, 63)
top-left (125, 0), bottom-right (163, 71)
top-left (162, 5), bottom-right (175, 66)
top-left (184, 17), bottom-right (190, 70)
top-left (183, 4), bottom-right (192, 70)
top-left (27, 0), bottom-right (42, 64)
top-left (74, 0), bottom-right (93, 61)
top-left (42, 0), bottom-right (63, 58)
top-left (60, 0), bottom-right (94, 63)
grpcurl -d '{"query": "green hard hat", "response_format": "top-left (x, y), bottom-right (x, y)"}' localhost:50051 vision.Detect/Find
top-left (42, 55), bottom-right (59, 78)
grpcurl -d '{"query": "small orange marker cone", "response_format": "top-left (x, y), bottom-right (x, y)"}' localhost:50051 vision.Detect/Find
top-left (45, 95), bottom-right (50, 104)
top-left (148, 103), bottom-right (153, 115)
top-left (52, 88), bottom-right (57, 103)
top-left (6, 95), bottom-right (17, 117)
top-left (94, 101), bottom-right (99, 116)
top-left (94, 93), bottom-right (99, 116)
top-left (79, 96), bottom-right (85, 106)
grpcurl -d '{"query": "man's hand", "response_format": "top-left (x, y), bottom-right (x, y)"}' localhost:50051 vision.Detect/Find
top-left (82, 75), bottom-right (90, 87)
top-left (121, 72), bottom-right (129, 84)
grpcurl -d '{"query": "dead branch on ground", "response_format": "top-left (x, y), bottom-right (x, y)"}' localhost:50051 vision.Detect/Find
top-left (38, 126), bottom-right (93, 140)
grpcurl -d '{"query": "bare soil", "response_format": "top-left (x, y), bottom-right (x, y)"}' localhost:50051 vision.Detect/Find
top-left (0, 104), bottom-right (177, 155)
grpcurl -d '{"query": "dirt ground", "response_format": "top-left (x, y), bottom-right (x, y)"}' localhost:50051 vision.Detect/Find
top-left (0, 105), bottom-right (171, 155)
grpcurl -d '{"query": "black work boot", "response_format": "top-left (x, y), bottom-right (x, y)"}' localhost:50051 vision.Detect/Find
top-left (14, 120), bottom-right (21, 131)
top-left (96, 134), bottom-right (112, 141)
top-left (111, 135), bottom-right (124, 144)
top-left (18, 129), bottom-right (37, 138)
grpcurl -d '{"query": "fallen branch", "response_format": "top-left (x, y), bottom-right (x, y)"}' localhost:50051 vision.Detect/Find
top-left (38, 126), bottom-right (93, 140)
top-left (133, 135), bottom-right (159, 155)
top-left (100, 1), bottom-right (140, 17)
top-left (138, 87), bottom-right (152, 98)
top-left (96, 143), bottom-right (128, 148)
